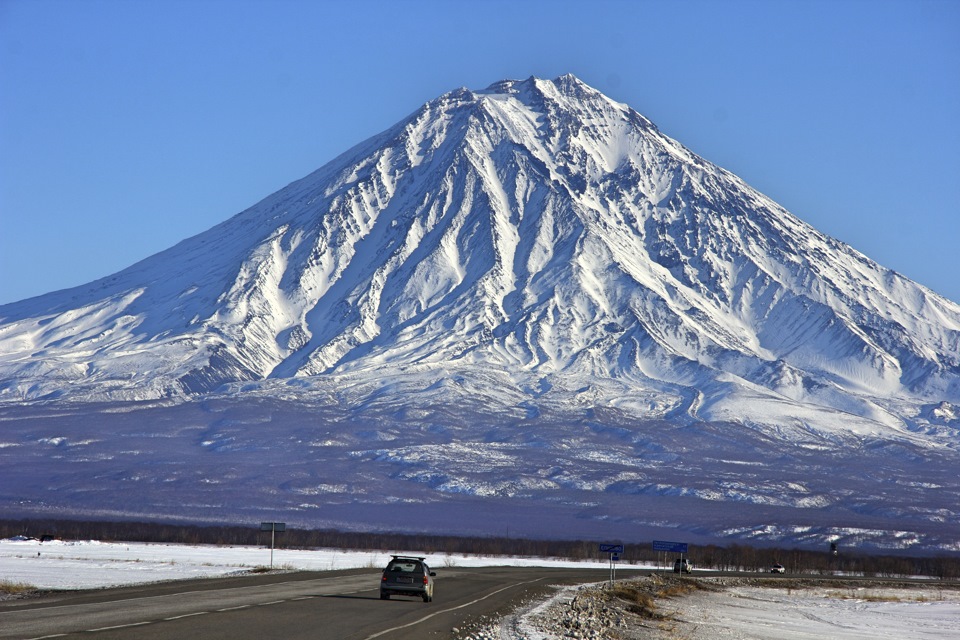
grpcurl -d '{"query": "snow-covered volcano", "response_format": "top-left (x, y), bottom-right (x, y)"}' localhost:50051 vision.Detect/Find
top-left (1, 76), bottom-right (958, 549)
top-left (2, 74), bottom-right (957, 425)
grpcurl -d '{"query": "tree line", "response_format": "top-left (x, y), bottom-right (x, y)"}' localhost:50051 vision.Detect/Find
top-left (2, 517), bottom-right (957, 579)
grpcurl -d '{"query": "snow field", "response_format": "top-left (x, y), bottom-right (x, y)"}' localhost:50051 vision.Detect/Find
top-left (669, 584), bottom-right (960, 640)
top-left (0, 537), bottom-right (616, 590)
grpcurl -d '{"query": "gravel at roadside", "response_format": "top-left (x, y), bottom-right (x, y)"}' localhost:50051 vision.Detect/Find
top-left (453, 574), bottom-right (691, 639)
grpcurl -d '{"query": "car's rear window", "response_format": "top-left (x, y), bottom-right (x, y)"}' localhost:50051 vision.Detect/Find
top-left (387, 561), bottom-right (422, 573)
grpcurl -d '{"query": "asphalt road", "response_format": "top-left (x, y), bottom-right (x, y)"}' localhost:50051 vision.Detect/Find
top-left (5, 567), bottom-right (951, 640)
top-left (0, 566), bottom-right (624, 640)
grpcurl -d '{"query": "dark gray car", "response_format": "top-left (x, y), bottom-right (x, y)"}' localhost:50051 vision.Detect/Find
top-left (380, 555), bottom-right (435, 602)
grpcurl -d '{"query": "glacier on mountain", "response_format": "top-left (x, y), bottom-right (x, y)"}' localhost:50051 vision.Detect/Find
top-left (1, 75), bottom-right (958, 550)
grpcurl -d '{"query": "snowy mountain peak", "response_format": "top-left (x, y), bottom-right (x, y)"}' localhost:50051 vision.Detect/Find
top-left (1, 75), bottom-right (958, 440)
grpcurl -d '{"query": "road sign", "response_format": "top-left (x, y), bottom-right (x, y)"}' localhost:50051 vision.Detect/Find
top-left (599, 543), bottom-right (624, 553)
top-left (260, 522), bottom-right (286, 568)
top-left (652, 540), bottom-right (688, 554)
top-left (600, 545), bottom-right (624, 586)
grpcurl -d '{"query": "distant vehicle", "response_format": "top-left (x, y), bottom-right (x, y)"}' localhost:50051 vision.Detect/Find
top-left (770, 563), bottom-right (785, 574)
top-left (380, 555), bottom-right (435, 602)
top-left (673, 558), bottom-right (692, 573)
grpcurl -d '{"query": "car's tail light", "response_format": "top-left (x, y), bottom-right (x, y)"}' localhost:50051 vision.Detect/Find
top-left (382, 575), bottom-right (387, 582)
top-left (423, 575), bottom-right (429, 585)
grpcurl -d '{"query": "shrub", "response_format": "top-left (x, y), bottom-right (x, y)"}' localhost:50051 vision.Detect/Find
top-left (0, 580), bottom-right (36, 595)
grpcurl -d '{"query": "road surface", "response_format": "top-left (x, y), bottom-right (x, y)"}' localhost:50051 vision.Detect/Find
top-left (0, 566), bottom-right (622, 640)
top-left (6, 566), bottom-right (950, 640)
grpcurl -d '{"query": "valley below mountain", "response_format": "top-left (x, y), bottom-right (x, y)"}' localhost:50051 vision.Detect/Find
top-left (1, 383), bottom-right (958, 551)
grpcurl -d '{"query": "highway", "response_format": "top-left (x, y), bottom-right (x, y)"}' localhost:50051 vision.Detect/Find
top-left (5, 566), bottom-right (952, 640)
top-left (0, 566), bottom-right (624, 640)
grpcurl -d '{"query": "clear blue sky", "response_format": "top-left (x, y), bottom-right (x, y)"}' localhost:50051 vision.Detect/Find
top-left (2, 0), bottom-right (958, 305)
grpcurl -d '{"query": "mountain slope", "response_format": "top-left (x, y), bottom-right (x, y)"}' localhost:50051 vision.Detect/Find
top-left (2, 75), bottom-right (957, 436)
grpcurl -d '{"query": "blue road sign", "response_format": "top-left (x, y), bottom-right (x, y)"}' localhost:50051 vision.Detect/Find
top-left (599, 543), bottom-right (624, 553)
top-left (652, 540), bottom-right (688, 553)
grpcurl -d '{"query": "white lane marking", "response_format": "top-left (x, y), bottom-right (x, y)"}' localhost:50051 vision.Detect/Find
top-left (86, 621), bottom-right (153, 632)
top-left (0, 572), bottom-right (379, 616)
top-left (258, 600), bottom-right (287, 606)
top-left (363, 578), bottom-right (544, 640)
top-left (163, 611), bottom-right (208, 621)
top-left (14, 573), bottom-right (378, 639)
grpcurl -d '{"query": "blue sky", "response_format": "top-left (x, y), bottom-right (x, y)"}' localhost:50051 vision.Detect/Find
top-left (1, 0), bottom-right (958, 305)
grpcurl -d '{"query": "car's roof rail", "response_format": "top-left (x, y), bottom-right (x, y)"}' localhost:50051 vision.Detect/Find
top-left (390, 554), bottom-right (426, 560)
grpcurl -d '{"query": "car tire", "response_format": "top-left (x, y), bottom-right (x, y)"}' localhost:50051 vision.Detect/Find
top-left (422, 594), bottom-right (431, 603)
top-left (380, 593), bottom-right (390, 600)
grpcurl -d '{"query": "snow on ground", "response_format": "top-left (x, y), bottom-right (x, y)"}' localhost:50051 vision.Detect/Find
top-left (0, 537), bottom-right (616, 590)
top-left (668, 584), bottom-right (960, 640)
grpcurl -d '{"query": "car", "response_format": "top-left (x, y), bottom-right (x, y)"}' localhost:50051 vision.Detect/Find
top-left (673, 558), bottom-right (692, 573)
top-left (770, 563), bottom-right (785, 574)
top-left (380, 555), bottom-right (436, 602)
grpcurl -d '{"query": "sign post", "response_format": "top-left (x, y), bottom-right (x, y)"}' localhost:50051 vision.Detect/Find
top-left (260, 522), bottom-right (286, 569)
top-left (599, 544), bottom-right (624, 585)
top-left (652, 540), bottom-right (689, 573)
